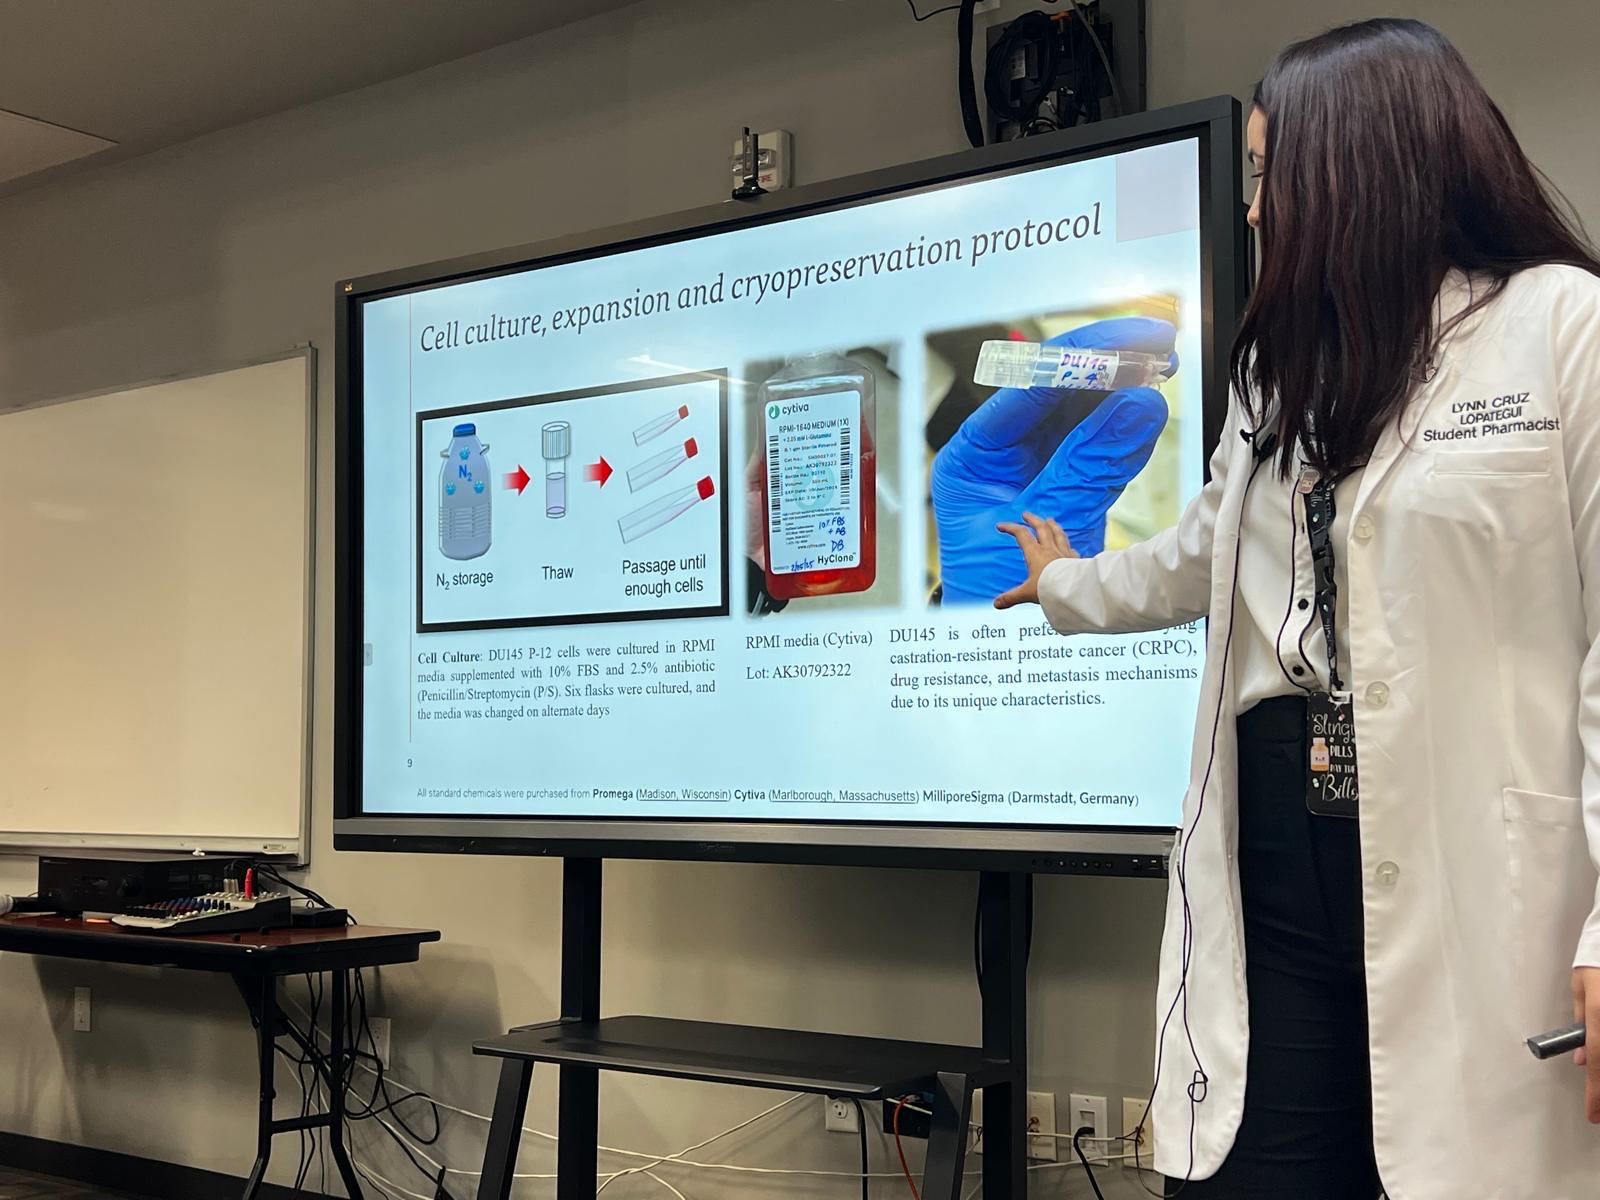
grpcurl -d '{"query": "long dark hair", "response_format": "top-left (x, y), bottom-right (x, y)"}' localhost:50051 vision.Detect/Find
top-left (1233, 18), bottom-right (1600, 479)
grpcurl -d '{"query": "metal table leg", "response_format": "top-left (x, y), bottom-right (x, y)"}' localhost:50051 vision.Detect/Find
top-left (242, 973), bottom-right (276, 1200)
top-left (237, 969), bottom-right (366, 1200)
top-left (327, 969), bottom-right (366, 1199)
top-left (922, 1070), bottom-right (975, 1200)
top-left (477, 1058), bottom-right (537, 1200)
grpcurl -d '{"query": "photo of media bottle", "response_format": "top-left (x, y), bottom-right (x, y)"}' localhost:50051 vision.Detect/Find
top-left (756, 350), bottom-right (877, 600)
top-left (438, 422), bottom-right (492, 560)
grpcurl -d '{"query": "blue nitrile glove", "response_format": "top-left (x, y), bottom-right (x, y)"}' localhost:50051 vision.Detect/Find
top-left (932, 317), bottom-right (1175, 605)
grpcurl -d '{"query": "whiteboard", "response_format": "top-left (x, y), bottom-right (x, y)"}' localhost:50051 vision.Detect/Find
top-left (0, 352), bottom-right (314, 859)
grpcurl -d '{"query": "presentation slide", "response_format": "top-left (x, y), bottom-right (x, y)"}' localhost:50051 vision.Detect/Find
top-left (360, 136), bottom-right (1207, 829)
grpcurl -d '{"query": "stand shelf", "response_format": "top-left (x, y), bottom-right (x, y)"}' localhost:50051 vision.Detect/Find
top-left (474, 859), bottom-right (1030, 1199)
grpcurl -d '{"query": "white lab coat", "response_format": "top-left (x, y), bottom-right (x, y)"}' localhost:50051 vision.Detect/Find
top-left (1038, 265), bottom-right (1600, 1199)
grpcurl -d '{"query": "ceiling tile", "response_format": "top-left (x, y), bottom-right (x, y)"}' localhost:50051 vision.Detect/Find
top-left (0, 108), bottom-right (115, 185)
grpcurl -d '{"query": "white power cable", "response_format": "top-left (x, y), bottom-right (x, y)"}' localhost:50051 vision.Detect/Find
top-left (286, 994), bottom-right (871, 1190)
top-left (308, 1060), bottom-right (694, 1196)
top-left (284, 993), bottom-right (1147, 1194)
top-left (960, 1152), bottom-right (1157, 1199)
top-left (593, 1092), bottom-right (806, 1193)
top-left (354, 1157), bottom-right (431, 1200)
top-left (283, 994), bottom-right (922, 1183)
top-left (897, 1097), bottom-right (1130, 1145)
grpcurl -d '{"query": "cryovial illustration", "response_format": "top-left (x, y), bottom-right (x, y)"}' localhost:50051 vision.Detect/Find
top-left (543, 420), bottom-right (572, 519)
top-left (439, 422), bottom-right (492, 560)
top-left (626, 437), bottom-right (699, 493)
top-left (633, 404), bottom-right (690, 446)
top-left (618, 477), bottom-right (715, 544)
top-left (973, 340), bottom-right (1171, 391)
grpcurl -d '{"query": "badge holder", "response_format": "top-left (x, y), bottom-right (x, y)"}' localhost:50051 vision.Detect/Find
top-left (1303, 477), bottom-right (1360, 818)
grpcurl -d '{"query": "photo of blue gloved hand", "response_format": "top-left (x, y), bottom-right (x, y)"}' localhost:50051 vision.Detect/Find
top-left (931, 316), bottom-right (1176, 605)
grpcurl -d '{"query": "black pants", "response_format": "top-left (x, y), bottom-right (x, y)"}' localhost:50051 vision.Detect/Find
top-left (1166, 696), bottom-right (1383, 1199)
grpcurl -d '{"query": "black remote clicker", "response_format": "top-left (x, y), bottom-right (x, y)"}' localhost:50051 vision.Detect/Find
top-left (1527, 1021), bottom-right (1587, 1060)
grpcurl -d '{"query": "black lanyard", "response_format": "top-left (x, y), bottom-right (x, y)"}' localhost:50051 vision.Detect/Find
top-left (1302, 477), bottom-right (1345, 694)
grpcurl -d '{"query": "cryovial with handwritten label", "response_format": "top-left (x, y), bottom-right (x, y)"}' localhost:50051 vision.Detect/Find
top-left (757, 350), bottom-right (876, 599)
top-left (973, 340), bottom-right (1170, 391)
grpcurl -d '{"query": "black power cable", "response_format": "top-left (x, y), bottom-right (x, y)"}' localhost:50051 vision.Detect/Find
top-left (347, 971), bottom-right (445, 1141)
top-left (985, 10), bottom-right (1064, 132)
top-left (253, 870), bottom-right (453, 1193)
top-left (957, 0), bottom-right (985, 147)
top-left (906, 0), bottom-right (963, 18)
top-left (297, 973), bottom-right (322, 1193)
top-left (1073, 1126), bottom-right (1109, 1200)
top-left (257, 864), bottom-right (349, 921)
top-left (850, 1099), bottom-right (870, 1200)
top-left (270, 966), bottom-right (455, 1198)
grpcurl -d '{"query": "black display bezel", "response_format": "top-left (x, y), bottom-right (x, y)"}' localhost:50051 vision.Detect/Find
top-left (333, 97), bottom-right (1246, 874)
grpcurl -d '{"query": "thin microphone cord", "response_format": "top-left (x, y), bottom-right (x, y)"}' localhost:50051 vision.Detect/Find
top-left (1140, 426), bottom-right (1273, 1196)
top-left (1271, 477), bottom-right (1318, 693)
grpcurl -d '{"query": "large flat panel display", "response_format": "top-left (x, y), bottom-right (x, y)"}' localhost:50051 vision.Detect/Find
top-left (337, 100), bottom-right (1244, 870)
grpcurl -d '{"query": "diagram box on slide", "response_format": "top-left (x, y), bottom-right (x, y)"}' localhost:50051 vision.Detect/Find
top-left (415, 371), bottom-right (730, 632)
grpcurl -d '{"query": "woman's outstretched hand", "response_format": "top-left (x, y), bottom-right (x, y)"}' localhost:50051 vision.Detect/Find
top-left (993, 511), bottom-right (1078, 610)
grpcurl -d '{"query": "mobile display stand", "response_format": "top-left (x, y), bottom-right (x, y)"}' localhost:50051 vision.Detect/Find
top-left (474, 860), bottom-right (1031, 1199)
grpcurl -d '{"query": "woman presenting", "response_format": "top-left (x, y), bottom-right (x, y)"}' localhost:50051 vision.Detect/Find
top-left (994, 19), bottom-right (1600, 1200)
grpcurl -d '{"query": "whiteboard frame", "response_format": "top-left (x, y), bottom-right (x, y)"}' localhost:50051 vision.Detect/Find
top-left (0, 347), bottom-right (317, 864)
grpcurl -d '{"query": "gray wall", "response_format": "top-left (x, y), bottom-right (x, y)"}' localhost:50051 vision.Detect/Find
top-left (1, 1), bottom-right (1595, 1195)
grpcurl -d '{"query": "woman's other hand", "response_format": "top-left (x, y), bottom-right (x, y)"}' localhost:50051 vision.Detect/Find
top-left (1573, 966), bottom-right (1600, 1122)
top-left (994, 511), bottom-right (1078, 610)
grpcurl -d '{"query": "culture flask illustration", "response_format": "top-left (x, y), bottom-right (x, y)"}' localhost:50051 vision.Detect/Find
top-left (627, 437), bottom-right (699, 493)
top-left (757, 350), bottom-right (876, 599)
top-left (618, 477), bottom-right (716, 543)
top-left (438, 423), bottom-right (492, 560)
top-left (634, 404), bottom-right (690, 446)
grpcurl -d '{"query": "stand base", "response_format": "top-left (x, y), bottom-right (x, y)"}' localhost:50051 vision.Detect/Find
top-left (473, 1016), bottom-right (1012, 1200)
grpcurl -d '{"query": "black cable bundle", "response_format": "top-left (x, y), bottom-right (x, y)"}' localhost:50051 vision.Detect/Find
top-left (257, 864), bottom-right (348, 920)
top-left (270, 965), bottom-right (456, 1196)
top-left (985, 10), bottom-right (1064, 134)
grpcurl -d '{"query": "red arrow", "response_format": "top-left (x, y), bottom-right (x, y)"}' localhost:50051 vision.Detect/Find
top-left (584, 457), bottom-right (613, 486)
top-left (503, 465), bottom-right (531, 494)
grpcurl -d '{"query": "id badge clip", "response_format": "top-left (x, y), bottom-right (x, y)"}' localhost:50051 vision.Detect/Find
top-left (1301, 476), bottom-right (1359, 818)
top-left (1307, 689), bottom-right (1359, 818)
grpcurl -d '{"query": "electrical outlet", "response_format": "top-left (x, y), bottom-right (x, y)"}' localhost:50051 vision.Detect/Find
top-left (1122, 1097), bottom-right (1155, 1169)
top-left (368, 1016), bottom-right (391, 1068)
top-left (882, 1092), bottom-right (934, 1140)
top-left (824, 1096), bottom-right (861, 1134)
top-left (72, 986), bottom-right (91, 1032)
top-left (973, 0), bottom-right (1003, 12)
top-left (1069, 1093), bottom-right (1109, 1163)
top-left (1026, 1090), bottom-right (1058, 1162)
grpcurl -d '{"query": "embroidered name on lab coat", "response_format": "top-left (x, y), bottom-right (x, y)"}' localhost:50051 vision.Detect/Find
top-left (1422, 390), bottom-right (1559, 442)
